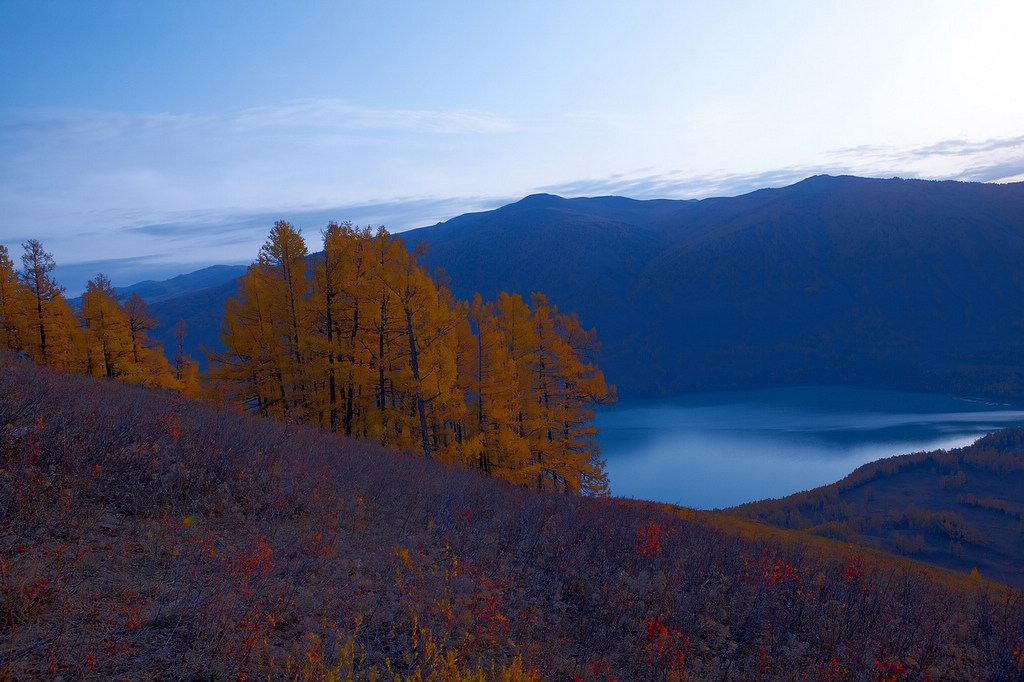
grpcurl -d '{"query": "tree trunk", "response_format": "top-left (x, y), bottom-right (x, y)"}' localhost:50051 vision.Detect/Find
top-left (405, 306), bottom-right (432, 459)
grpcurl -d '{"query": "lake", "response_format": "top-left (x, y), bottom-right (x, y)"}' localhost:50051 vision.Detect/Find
top-left (596, 386), bottom-right (1024, 510)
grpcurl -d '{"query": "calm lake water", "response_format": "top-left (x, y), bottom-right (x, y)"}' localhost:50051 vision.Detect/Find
top-left (596, 387), bottom-right (1024, 510)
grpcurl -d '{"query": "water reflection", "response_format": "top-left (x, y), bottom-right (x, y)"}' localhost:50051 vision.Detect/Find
top-left (596, 387), bottom-right (1024, 510)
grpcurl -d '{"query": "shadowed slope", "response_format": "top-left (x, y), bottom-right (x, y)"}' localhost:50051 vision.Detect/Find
top-left (410, 176), bottom-right (1024, 397)
top-left (726, 428), bottom-right (1024, 589)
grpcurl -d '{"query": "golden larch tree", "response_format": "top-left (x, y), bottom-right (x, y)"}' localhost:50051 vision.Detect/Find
top-left (80, 273), bottom-right (133, 378)
top-left (312, 222), bottom-right (377, 436)
top-left (212, 264), bottom-right (284, 416)
top-left (0, 244), bottom-right (28, 352)
top-left (18, 240), bottom-right (84, 371)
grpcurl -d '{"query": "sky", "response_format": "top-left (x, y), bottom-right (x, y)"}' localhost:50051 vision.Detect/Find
top-left (2, 0), bottom-right (1024, 294)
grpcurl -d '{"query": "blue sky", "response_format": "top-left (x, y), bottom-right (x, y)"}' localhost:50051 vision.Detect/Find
top-left (2, 0), bottom-right (1024, 293)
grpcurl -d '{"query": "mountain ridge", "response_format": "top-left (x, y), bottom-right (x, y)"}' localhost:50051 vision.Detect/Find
top-left (409, 174), bottom-right (1024, 397)
top-left (136, 174), bottom-right (1024, 399)
top-left (113, 264), bottom-right (248, 303)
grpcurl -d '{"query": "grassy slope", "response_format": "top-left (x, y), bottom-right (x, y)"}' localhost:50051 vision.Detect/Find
top-left (725, 429), bottom-right (1024, 589)
top-left (3, 354), bottom-right (1024, 680)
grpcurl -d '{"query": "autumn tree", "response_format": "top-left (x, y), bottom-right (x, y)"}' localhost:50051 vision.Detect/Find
top-left (360, 226), bottom-right (414, 447)
top-left (314, 221), bottom-right (346, 433)
top-left (19, 239), bottom-right (62, 363)
top-left (212, 264), bottom-right (279, 413)
top-left (463, 292), bottom-right (614, 494)
top-left (312, 222), bottom-right (377, 436)
top-left (80, 273), bottom-right (132, 378)
top-left (78, 274), bottom-right (177, 387)
top-left (419, 285), bottom-right (472, 465)
top-left (211, 221), bottom-right (313, 421)
top-left (18, 240), bottom-right (83, 370)
top-left (527, 293), bottom-right (613, 495)
top-left (0, 244), bottom-right (27, 351)
top-left (170, 318), bottom-right (202, 397)
top-left (257, 220), bottom-right (313, 419)
top-left (211, 220), bottom-right (613, 495)
top-left (124, 293), bottom-right (158, 366)
top-left (464, 293), bottom-right (533, 481)
top-left (494, 291), bottom-right (544, 485)
top-left (376, 240), bottom-right (465, 459)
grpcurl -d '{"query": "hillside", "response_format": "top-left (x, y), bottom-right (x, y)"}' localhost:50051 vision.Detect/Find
top-left (114, 264), bottom-right (248, 304)
top-left (725, 429), bottom-right (1024, 589)
top-left (3, 353), bottom-right (1024, 679)
top-left (149, 277), bottom-right (240, 368)
top-left (408, 175), bottom-right (1024, 398)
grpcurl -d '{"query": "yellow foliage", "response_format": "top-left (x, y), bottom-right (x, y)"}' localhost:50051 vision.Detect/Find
top-left (205, 221), bottom-right (614, 495)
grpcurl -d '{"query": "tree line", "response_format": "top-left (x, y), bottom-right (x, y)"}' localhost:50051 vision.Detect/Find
top-left (210, 221), bottom-right (614, 495)
top-left (0, 240), bottom-right (200, 393)
top-left (0, 223), bottom-right (615, 496)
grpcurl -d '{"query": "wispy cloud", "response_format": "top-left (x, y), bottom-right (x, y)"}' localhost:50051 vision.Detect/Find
top-left (0, 99), bottom-right (519, 146)
top-left (0, 98), bottom-right (524, 234)
top-left (0, 98), bottom-right (527, 274)
top-left (45, 195), bottom-right (511, 294)
top-left (827, 135), bottom-right (1024, 183)
top-left (837, 136), bottom-right (1024, 161)
top-left (6, 96), bottom-right (1024, 299)
top-left (122, 195), bottom-right (507, 243)
top-left (229, 99), bottom-right (519, 135)
top-left (542, 167), bottom-right (845, 201)
top-left (541, 135), bottom-right (1024, 201)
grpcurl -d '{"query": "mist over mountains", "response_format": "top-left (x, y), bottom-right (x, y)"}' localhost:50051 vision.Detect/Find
top-left (148, 174), bottom-right (1024, 399)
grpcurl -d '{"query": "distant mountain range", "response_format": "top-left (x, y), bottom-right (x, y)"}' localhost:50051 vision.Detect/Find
top-left (142, 175), bottom-right (1024, 399)
top-left (113, 264), bottom-right (248, 303)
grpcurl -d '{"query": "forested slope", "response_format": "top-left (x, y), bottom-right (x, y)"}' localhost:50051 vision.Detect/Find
top-left (726, 429), bottom-right (1024, 588)
top-left (3, 353), bottom-right (1024, 679)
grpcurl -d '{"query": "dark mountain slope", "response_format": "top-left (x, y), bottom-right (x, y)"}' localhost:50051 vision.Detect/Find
top-left (115, 264), bottom-right (248, 303)
top-left (726, 428), bottom-right (1024, 589)
top-left (636, 177), bottom-right (1024, 394)
top-left (148, 277), bottom-right (238, 366)
top-left (409, 194), bottom-right (677, 341)
top-left (411, 175), bottom-right (1024, 397)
